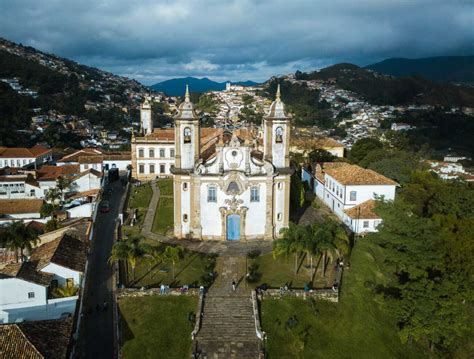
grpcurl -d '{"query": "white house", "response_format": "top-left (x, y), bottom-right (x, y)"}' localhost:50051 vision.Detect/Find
top-left (310, 162), bottom-right (398, 233)
top-left (343, 199), bottom-right (382, 234)
top-left (0, 145), bottom-right (52, 169)
top-left (0, 233), bottom-right (87, 323)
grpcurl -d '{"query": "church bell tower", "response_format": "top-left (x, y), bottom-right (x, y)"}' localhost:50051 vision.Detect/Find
top-left (263, 84), bottom-right (291, 168)
top-left (174, 85), bottom-right (200, 170)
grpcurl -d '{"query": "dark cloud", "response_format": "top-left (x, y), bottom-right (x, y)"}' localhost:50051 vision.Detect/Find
top-left (0, 0), bottom-right (473, 84)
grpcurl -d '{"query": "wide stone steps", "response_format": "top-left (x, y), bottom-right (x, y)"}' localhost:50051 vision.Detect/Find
top-left (194, 256), bottom-right (260, 358)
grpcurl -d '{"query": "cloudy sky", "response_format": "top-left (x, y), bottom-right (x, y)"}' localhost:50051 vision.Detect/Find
top-left (1, 0), bottom-right (473, 84)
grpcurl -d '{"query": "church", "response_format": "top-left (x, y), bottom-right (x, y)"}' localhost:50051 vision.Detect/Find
top-left (131, 85), bottom-right (292, 241)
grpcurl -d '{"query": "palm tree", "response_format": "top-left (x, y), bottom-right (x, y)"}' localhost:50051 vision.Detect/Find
top-left (278, 222), bottom-right (306, 275)
top-left (45, 187), bottom-right (61, 206)
top-left (56, 176), bottom-right (71, 204)
top-left (163, 245), bottom-right (184, 280)
top-left (302, 225), bottom-right (319, 281)
top-left (109, 235), bottom-right (150, 282)
top-left (3, 221), bottom-right (38, 262)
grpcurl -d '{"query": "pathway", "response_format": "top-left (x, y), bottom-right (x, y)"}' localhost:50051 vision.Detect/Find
top-left (141, 180), bottom-right (273, 256)
top-left (195, 256), bottom-right (260, 358)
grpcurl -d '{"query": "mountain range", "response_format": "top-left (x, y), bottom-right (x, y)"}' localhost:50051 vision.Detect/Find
top-left (151, 77), bottom-right (259, 96)
top-left (366, 56), bottom-right (474, 85)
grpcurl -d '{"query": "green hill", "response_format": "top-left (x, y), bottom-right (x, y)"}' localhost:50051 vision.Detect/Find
top-left (366, 56), bottom-right (474, 85)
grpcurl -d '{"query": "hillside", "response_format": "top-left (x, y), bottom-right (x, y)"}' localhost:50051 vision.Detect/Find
top-left (151, 77), bottom-right (258, 96)
top-left (293, 63), bottom-right (474, 107)
top-left (366, 56), bottom-right (474, 85)
top-left (0, 38), bottom-right (150, 147)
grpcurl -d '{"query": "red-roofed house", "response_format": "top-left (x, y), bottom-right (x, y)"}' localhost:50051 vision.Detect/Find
top-left (0, 146), bottom-right (52, 169)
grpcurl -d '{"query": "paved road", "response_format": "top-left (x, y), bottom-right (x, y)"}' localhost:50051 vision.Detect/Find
top-left (77, 178), bottom-right (126, 359)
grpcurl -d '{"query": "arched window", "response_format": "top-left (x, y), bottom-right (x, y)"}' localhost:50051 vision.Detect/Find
top-left (183, 182), bottom-right (188, 191)
top-left (275, 127), bottom-right (283, 143)
top-left (184, 127), bottom-right (192, 143)
top-left (227, 181), bottom-right (239, 194)
top-left (183, 214), bottom-right (188, 222)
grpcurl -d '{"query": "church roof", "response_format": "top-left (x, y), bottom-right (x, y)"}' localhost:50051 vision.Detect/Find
top-left (266, 84), bottom-right (289, 119)
top-left (176, 85), bottom-right (198, 119)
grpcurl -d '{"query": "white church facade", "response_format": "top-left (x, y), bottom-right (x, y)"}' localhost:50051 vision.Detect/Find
top-left (131, 85), bottom-right (292, 241)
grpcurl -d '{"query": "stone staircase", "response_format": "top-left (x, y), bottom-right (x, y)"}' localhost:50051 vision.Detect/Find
top-left (195, 256), bottom-right (260, 358)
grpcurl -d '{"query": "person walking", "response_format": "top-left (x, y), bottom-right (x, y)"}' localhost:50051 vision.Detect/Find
top-left (232, 280), bottom-right (236, 292)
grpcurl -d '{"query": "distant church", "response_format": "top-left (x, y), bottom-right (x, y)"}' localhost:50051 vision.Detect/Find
top-left (131, 85), bottom-right (292, 241)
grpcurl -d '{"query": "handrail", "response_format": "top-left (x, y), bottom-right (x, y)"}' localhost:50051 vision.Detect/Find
top-left (251, 290), bottom-right (266, 341)
top-left (191, 290), bottom-right (205, 340)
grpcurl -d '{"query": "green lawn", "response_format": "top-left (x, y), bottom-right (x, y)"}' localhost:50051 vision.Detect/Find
top-left (249, 252), bottom-right (336, 289)
top-left (127, 245), bottom-right (215, 288)
top-left (128, 183), bottom-right (153, 227)
top-left (152, 196), bottom-right (174, 235)
top-left (119, 296), bottom-right (197, 359)
top-left (260, 240), bottom-right (426, 358)
top-left (157, 178), bottom-right (173, 196)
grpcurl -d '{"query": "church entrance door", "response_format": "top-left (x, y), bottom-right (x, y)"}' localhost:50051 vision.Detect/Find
top-left (227, 214), bottom-right (240, 241)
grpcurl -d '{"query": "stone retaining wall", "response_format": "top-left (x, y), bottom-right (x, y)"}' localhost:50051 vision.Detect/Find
top-left (117, 287), bottom-right (200, 298)
top-left (260, 288), bottom-right (338, 302)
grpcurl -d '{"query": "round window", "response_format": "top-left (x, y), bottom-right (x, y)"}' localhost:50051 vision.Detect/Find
top-left (232, 150), bottom-right (238, 157)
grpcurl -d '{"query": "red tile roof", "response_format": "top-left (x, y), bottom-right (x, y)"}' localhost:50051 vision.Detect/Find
top-left (324, 164), bottom-right (398, 186)
top-left (0, 199), bottom-right (43, 215)
top-left (0, 145), bottom-right (51, 159)
top-left (37, 165), bottom-right (80, 181)
top-left (344, 200), bottom-right (380, 219)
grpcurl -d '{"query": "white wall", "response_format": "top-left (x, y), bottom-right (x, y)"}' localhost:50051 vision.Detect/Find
top-left (0, 296), bottom-right (78, 324)
top-left (343, 215), bottom-right (382, 234)
top-left (136, 143), bottom-right (175, 176)
top-left (103, 160), bottom-right (130, 172)
top-left (72, 173), bottom-right (101, 192)
top-left (41, 263), bottom-right (82, 287)
top-left (66, 203), bottom-right (93, 218)
top-left (0, 278), bottom-right (47, 307)
top-left (344, 185), bottom-right (395, 208)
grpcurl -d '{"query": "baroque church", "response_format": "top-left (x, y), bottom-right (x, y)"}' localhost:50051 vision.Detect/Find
top-left (131, 85), bottom-right (292, 241)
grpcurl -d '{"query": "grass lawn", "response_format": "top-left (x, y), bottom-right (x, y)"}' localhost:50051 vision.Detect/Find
top-left (119, 296), bottom-right (197, 359)
top-left (249, 252), bottom-right (335, 289)
top-left (126, 245), bottom-right (215, 288)
top-left (152, 196), bottom-right (174, 235)
top-left (260, 239), bottom-right (426, 358)
top-left (128, 183), bottom-right (153, 226)
top-left (157, 178), bottom-right (173, 196)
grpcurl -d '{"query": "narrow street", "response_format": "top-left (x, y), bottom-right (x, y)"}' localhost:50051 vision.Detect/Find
top-left (77, 178), bottom-right (127, 359)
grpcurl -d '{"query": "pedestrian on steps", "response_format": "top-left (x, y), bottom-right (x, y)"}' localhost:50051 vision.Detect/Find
top-left (232, 280), bottom-right (236, 292)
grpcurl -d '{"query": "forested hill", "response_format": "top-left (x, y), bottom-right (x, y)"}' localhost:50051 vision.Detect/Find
top-left (293, 63), bottom-right (474, 107)
top-left (366, 56), bottom-right (474, 85)
top-left (0, 38), bottom-right (150, 146)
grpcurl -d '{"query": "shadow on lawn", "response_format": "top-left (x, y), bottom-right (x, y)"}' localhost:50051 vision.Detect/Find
top-left (118, 305), bottom-right (135, 343)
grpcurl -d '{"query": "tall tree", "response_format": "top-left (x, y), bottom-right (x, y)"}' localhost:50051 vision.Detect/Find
top-left (163, 245), bottom-right (184, 280)
top-left (109, 235), bottom-right (150, 282)
top-left (3, 221), bottom-right (38, 262)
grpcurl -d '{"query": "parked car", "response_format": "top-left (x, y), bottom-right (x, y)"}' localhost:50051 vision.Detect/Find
top-left (100, 200), bottom-right (110, 213)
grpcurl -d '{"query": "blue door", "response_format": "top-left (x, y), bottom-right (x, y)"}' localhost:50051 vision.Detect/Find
top-left (227, 214), bottom-right (240, 241)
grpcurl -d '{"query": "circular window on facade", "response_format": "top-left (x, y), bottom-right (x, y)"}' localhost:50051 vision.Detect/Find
top-left (232, 150), bottom-right (238, 157)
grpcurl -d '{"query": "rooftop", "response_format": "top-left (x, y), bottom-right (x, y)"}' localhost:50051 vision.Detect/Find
top-left (0, 145), bottom-right (51, 159)
top-left (37, 165), bottom-right (80, 181)
top-left (0, 199), bottom-right (43, 215)
top-left (0, 318), bottom-right (72, 359)
top-left (324, 164), bottom-right (398, 186)
top-left (344, 199), bottom-right (380, 219)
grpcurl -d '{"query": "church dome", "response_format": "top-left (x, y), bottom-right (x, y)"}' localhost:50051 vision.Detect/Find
top-left (267, 84), bottom-right (289, 119)
top-left (176, 84), bottom-right (198, 119)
